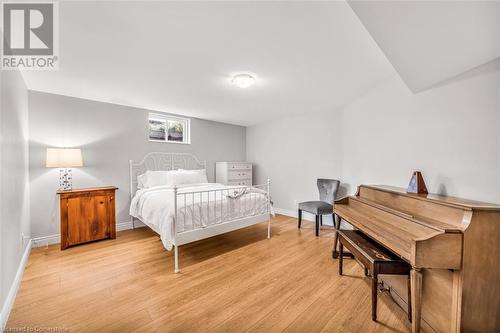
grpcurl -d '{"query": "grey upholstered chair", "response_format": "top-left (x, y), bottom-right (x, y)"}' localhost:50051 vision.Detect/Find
top-left (298, 179), bottom-right (340, 236)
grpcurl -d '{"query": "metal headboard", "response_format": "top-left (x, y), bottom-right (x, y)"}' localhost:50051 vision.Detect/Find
top-left (129, 152), bottom-right (207, 198)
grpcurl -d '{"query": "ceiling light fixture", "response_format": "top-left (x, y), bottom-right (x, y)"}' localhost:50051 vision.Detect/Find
top-left (231, 73), bottom-right (256, 88)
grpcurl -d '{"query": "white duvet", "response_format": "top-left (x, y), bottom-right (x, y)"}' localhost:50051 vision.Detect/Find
top-left (129, 183), bottom-right (271, 250)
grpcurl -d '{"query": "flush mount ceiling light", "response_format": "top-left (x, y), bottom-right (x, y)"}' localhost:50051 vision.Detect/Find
top-left (231, 73), bottom-right (256, 88)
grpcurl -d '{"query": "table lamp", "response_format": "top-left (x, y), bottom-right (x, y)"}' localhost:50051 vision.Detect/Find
top-left (46, 148), bottom-right (83, 190)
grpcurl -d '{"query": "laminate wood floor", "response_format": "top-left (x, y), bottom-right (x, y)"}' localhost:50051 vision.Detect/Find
top-left (7, 215), bottom-right (411, 333)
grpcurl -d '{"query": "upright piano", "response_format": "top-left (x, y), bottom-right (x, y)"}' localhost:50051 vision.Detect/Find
top-left (333, 185), bottom-right (500, 333)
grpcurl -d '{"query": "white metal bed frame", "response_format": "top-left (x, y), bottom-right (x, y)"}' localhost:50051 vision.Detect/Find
top-left (129, 152), bottom-right (271, 273)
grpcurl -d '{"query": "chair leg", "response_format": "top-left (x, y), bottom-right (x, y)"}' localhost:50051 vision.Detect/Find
top-left (372, 267), bottom-right (378, 321)
top-left (338, 242), bottom-right (343, 275)
top-left (407, 274), bottom-right (412, 322)
top-left (298, 209), bottom-right (302, 229)
top-left (320, 214), bottom-right (323, 226)
top-left (315, 215), bottom-right (319, 236)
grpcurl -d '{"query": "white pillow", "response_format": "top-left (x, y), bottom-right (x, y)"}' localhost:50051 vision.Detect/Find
top-left (137, 173), bottom-right (148, 189)
top-left (138, 169), bottom-right (208, 188)
top-left (168, 169), bottom-right (208, 186)
top-left (138, 170), bottom-right (172, 188)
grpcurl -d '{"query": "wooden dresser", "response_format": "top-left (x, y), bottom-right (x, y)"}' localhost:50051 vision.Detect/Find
top-left (215, 162), bottom-right (252, 186)
top-left (58, 186), bottom-right (118, 250)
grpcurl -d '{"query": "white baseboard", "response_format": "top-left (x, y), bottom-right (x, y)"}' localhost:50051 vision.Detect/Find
top-left (274, 207), bottom-right (336, 226)
top-left (116, 220), bottom-right (146, 231)
top-left (32, 234), bottom-right (60, 248)
top-left (274, 207), bottom-right (315, 222)
top-left (31, 220), bottom-right (146, 248)
top-left (0, 239), bottom-right (32, 331)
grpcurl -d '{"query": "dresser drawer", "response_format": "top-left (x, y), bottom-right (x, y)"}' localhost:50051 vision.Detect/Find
top-left (228, 179), bottom-right (252, 186)
top-left (227, 162), bottom-right (252, 171)
top-left (228, 170), bottom-right (252, 180)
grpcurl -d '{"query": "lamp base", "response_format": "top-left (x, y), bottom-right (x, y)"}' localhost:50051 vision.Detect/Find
top-left (59, 168), bottom-right (73, 191)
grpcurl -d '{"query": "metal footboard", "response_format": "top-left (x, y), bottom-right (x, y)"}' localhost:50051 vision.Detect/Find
top-left (173, 179), bottom-right (271, 273)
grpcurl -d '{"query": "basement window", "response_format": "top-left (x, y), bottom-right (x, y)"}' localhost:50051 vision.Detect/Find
top-left (148, 113), bottom-right (191, 144)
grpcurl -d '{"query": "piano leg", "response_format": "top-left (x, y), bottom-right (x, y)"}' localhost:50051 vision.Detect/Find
top-left (407, 274), bottom-right (412, 322)
top-left (338, 242), bottom-right (343, 275)
top-left (332, 214), bottom-right (341, 258)
top-left (372, 266), bottom-right (379, 321)
top-left (410, 268), bottom-right (423, 333)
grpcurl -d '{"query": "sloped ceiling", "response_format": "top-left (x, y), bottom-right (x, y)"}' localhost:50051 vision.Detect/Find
top-left (348, 1), bottom-right (500, 93)
top-left (21, 1), bottom-right (395, 126)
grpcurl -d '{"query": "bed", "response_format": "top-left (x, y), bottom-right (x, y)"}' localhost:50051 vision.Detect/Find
top-left (129, 152), bottom-right (272, 273)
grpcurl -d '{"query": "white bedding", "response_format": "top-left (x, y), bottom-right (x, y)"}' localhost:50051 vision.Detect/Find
top-left (129, 183), bottom-right (271, 250)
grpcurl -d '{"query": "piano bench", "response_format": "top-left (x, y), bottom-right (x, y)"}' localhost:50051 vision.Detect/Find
top-left (337, 229), bottom-right (412, 323)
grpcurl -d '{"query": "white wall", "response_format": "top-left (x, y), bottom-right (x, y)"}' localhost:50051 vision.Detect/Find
top-left (28, 91), bottom-right (247, 240)
top-left (342, 70), bottom-right (500, 203)
top-left (0, 68), bottom-right (31, 327)
top-left (247, 66), bottom-right (500, 217)
top-left (247, 111), bottom-right (344, 223)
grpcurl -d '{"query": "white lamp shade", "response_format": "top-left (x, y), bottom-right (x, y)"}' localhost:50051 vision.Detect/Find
top-left (46, 148), bottom-right (83, 168)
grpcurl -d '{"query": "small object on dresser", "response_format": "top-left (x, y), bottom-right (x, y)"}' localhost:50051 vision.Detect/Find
top-left (58, 186), bottom-right (118, 250)
top-left (215, 162), bottom-right (252, 186)
top-left (406, 171), bottom-right (428, 194)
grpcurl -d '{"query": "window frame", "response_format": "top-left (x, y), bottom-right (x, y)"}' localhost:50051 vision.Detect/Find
top-left (148, 113), bottom-right (191, 145)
